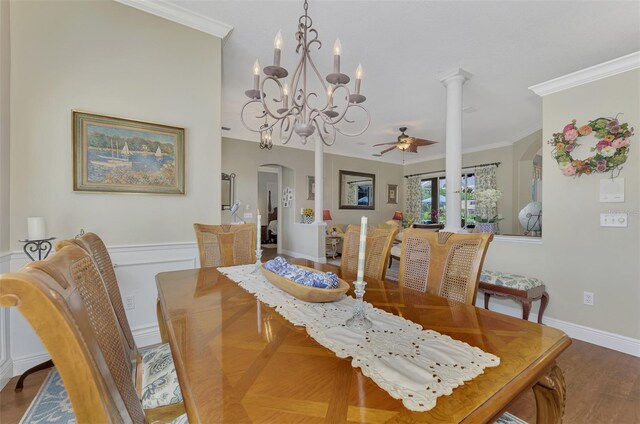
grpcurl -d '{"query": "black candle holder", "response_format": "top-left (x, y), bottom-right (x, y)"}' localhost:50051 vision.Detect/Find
top-left (18, 237), bottom-right (56, 261)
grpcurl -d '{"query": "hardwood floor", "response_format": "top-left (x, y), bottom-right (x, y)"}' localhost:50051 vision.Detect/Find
top-left (1, 339), bottom-right (637, 423)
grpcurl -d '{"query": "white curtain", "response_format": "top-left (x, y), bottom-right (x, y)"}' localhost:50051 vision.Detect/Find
top-left (475, 164), bottom-right (498, 220)
top-left (404, 176), bottom-right (421, 225)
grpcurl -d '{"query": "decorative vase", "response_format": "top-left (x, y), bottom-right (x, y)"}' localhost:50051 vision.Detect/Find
top-left (304, 215), bottom-right (313, 224)
top-left (477, 223), bottom-right (497, 233)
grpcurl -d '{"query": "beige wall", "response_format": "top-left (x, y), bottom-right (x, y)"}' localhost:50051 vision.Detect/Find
top-left (0, 0), bottom-right (9, 252)
top-left (9, 0), bottom-right (222, 249)
top-left (540, 69), bottom-right (639, 338)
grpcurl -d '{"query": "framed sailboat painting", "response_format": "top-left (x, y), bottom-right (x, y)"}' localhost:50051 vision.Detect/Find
top-left (73, 111), bottom-right (185, 194)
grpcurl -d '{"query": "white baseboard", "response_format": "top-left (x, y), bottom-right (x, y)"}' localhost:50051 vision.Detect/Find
top-left (12, 352), bottom-right (51, 376)
top-left (0, 356), bottom-right (13, 390)
top-left (476, 296), bottom-right (640, 357)
top-left (279, 249), bottom-right (326, 264)
top-left (132, 324), bottom-right (161, 348)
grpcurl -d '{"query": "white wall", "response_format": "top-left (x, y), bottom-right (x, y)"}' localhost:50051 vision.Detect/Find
top-left (4, 0), bottom-right (223, 379)
top-left (9, 0), bottom-right (221, 249)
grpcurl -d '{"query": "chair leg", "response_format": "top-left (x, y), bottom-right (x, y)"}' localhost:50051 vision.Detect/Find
top-left (388, 257), bottom-right (393, 268)
top-left (483, 292), bottom-right (491, 310)
top-left (538, 291), bottom-right (550, 324)
top-left (522, 298), bottom-right (532, 321)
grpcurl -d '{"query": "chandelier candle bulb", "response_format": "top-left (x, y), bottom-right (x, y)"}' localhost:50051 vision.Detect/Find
top-left (252, 59), bottom-right (260, 91)
top-left (356, 216), bottom-right (367, 282)
top-left (283, 82), bottom-right (290, 108)
top-left (333, 38), bottom-right (341, 73)
top-left (273, 31), bottom-right (283, 67)
top-left (355, 63), bottom-right (363, 95)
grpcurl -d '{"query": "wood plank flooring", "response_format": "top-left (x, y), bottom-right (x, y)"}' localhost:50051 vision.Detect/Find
top-left (1, 339), bottom-right (638, 423)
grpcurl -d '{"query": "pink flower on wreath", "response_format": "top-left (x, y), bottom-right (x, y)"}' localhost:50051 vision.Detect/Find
top-left (564, 129), bottom-right (578, 141)
top-left (596, 139), bottom-right (611, 151)
top-left (612, 138), bottom-right (629, 149)
top-left (563, 123), bottom-right (576, 133)
top-left (565, 143), bottom-right (576, 152)
top-left (561, 166), bottom-right (577, 176)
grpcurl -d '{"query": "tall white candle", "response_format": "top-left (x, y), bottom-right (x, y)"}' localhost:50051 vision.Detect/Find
top-left (27, 217), bottom-right (46, 240)
top-left (356, 216), bottom-right (367, 282)
top-left (257, 209), bottom-right (261, 250)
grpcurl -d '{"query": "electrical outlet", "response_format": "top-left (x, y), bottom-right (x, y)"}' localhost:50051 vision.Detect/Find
top-left (583, 291), bottom-right (594, 306)
top-left (124, 295), bottom-right (135, 310)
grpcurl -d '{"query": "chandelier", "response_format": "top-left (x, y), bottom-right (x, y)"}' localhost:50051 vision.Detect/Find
top-left (241, 0), bottom-right (370, 146)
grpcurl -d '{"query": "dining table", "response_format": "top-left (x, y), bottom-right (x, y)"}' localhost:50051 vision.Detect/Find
top-left (156, 259), bottom-right (571, 423)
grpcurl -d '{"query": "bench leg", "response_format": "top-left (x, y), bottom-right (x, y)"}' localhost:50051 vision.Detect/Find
top-left (483, 292), bottom-right (491, 310)
top-left (538, 291), bottom-right (550, 324)
top-left (522, 298), bottom-right (532, 321)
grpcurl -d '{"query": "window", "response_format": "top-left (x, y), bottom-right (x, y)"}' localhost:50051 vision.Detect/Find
top-left (420, 173), bottom-right (475, 226)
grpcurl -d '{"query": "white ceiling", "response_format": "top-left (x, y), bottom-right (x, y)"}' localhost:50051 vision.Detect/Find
top-left (175, 0), bottom-right (640, 164)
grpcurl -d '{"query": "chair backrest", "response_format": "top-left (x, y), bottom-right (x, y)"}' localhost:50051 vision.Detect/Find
top-left (57, 232), bottom-right (138, 364)
top-left (0, 244), bottom-right (146, 423)
top-left (412, 223), bottom-right (444, 231)
top-left (384, 220), bottom-right (401, 229)
top-left (194, 223), bottom-right (256, 268)
top-left (398, 230), bottom-right (493, 304)
top-left (340, 224), bottom-right (399, 280)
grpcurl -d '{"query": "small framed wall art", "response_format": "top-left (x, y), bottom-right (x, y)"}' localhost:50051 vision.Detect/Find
top-left (387, 184), bottom-right (398, 204)
top-left (307, 176), bottom-right (315, 200)
top-left (73, 111), bottom-right (185, 194)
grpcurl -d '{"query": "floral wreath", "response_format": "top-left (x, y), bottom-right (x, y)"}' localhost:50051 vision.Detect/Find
top-left (548, 115), bottom-right (633, 177)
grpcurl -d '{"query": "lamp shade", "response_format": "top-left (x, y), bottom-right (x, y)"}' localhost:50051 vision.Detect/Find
top-left (323, 210), bottom-right (333, 221)
top-left (392, 211), bottom-right (403, 221)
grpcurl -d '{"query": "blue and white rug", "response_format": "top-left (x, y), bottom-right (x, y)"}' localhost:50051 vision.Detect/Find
top-left (20, 369), bottom-right (75, 424)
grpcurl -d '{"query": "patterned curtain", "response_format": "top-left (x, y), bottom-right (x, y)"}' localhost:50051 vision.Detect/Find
top-left (347, 184), bottom-right (358, 205)
top-left (404, 176), bottom-right (421, 226)
top-left (475, 164), bottom-right (498, 220)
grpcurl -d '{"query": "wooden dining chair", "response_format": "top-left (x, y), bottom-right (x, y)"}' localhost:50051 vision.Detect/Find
top-left (340, 224), bottom-right (399, 281)
top-left (193, 223), bottom-right (256, 268)
top-left (398, 230), bottom-right (493, 304)
top-left (57, 232), bottom-right (185, 414)
top-left (0, 243), bottom-right (187, 423)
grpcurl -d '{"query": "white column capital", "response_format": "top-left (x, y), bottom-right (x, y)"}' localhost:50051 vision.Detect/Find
top-left (438, 68), bottom-right (473, 86)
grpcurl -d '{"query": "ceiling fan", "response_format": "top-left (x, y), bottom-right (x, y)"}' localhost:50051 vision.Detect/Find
top-left (372, 127), bottom-right (436, 157)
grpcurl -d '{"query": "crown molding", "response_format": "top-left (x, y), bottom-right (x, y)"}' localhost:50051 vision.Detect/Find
top-left (529, 51), bottom-right (640, 97)
top-left (114, 0), bottom-right (233, 39)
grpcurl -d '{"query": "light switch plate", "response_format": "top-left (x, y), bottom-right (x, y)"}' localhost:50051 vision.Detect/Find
top-left (600, 178), bottom-right (624, 202)
top-left (600, 212), bottom-right (627, 227)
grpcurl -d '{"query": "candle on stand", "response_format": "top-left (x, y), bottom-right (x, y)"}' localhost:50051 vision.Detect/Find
top-left (356, 216), bottom-right (367, 282)
top-left (256, 209), bottom-right (261, 250)
top-left (27, 217), bottom-right (46, 240)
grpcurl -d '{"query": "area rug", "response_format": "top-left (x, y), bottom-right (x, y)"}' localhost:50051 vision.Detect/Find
top-left (261, 243), bottom-right (277, 249)
top-left (19, 368), bottom-right (75, 424)
top-left (496, 412), bottom-right (528, 424)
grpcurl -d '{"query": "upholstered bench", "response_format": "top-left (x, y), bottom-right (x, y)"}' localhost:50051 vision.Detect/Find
top-left (480, 270), bottom-right (549, 323)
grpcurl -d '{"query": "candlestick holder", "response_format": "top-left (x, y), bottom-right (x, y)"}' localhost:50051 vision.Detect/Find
top-left (253, 248), bottom-right (263, 274)
top-left (346, 279), bottom-right (372, 330)
top-left (18, 238), bottom-right (57, 262)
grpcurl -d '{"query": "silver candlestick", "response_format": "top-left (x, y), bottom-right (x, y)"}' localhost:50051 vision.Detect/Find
top-left (253, 248), bottom-right (263, 274)
top-left (346, 279), bottom-right (372, 330)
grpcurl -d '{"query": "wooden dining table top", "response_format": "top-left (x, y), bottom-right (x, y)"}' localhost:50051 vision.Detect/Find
top-left (156, 260), bottom-right (571, 423)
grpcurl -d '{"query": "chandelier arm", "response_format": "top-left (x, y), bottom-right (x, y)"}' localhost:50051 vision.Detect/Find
top-left (241, 100), bottom-right (270, 133)
top-left (316, 84), bottom-right (352, 125)
top-left (313, 117), bottom-right (336, 146)
top-left (334, 104), bottom-right (372, 138)
top-left (278, 116), bottom-right (295, 145)
top-left (303, 51), bottom-right (329, 108)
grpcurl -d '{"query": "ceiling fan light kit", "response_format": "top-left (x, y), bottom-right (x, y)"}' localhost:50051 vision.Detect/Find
top-left (241, 0), bottom-right (370, 146)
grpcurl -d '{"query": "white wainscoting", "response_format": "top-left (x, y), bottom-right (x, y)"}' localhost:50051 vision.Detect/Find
top-left (7, 241), bottom-right (199, 378)
top-left (0, 252), bottom-right (12, 389)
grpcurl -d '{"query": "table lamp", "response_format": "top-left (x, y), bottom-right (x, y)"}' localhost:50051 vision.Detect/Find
top-left (323, 210), bottom-right (333, 234)
top-left (392, 211), bottom-right (403, 221)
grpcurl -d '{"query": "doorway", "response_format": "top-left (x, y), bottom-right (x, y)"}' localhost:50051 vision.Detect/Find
top-left (257, 166), bottom-right (282, 256)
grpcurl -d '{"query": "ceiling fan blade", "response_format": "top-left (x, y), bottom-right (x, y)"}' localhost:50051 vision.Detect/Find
top-left (407, 144), bottom-right (418, 153)
top-left (412, 138), bottom-right (436, 146)
top-left (372, 142), bottom-right (400, 147)
top-left (378, 146), bottom-right (397, 155)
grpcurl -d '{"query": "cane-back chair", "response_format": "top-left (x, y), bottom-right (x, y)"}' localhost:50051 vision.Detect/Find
top-left (398, 230), bottom-right (493, 304)
top-left (0, 244), bottom-right (187, 423)
top-left (340, 224), bottom-right (399, 281)
top-left (57, 232), bottom-right (184, 411)
top-left (193, 223), bottom-right (256, 268)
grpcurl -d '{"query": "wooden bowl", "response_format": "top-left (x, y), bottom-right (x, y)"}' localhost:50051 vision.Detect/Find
top-left (261, 264), bottom-right (350, 303)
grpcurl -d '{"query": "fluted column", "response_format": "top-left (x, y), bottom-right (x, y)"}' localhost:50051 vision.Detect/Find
top-left (439, 68), bottom-right (472, 233)
top-left (314, 139), bottom-right (323, 224)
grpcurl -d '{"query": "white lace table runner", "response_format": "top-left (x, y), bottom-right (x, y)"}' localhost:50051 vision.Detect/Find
top-left (219, 265), bottom-right (500, 412)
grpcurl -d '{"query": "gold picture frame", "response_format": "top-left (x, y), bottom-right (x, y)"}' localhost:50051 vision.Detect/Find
top-left (387, 184), bottom-right (398, 204)
top-left (73, 111), bottom-right (185, 194)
